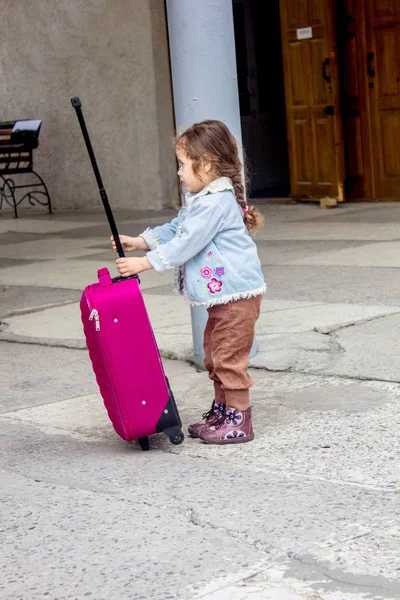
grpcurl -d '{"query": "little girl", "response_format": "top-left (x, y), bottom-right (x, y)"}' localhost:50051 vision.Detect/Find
top-left (111, 120), bottom-right (266, 444)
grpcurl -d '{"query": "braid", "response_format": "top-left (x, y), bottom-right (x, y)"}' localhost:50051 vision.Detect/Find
top-left (228, 160), bottom-right (264, 234)
top-left (231, 169), bottom-right (246, 207)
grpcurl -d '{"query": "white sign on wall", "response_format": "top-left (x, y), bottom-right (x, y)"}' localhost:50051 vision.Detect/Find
top-left (297, 27), bottom-right (313, 40)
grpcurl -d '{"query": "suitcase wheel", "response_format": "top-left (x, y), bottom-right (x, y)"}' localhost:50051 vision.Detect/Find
top-left (138, 436), bottom-right (150, 451)
top-left (169, 432), bottom-right (185, 446)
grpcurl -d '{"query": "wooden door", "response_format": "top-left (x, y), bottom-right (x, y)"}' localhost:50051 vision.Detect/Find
top-left (337, 0), bottom-right (375, 197)
top-left (279, 0), bottom-right (345, 200)
top-left (365, 0), bottom-right (400, 198)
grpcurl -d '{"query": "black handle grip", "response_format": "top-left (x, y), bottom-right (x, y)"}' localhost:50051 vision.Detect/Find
top-left (70, 96), bottom-right (82, 109)
top-left (70, 96), bottom-right (125, 259)
top-left (322, 58), bottom-right (331, 84)
top-left (367, 52), bottom-right (375, 78)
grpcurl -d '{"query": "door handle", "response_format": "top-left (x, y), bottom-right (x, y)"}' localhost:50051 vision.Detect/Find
top-left (324, 105), bottom-right (335, 116)
top-left (367, 52), bottom-right (375, 77)
top-left (322, 58), bottom-right (331, 83)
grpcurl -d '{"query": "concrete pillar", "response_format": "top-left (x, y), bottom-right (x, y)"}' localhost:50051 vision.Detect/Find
top-left (166, 0), bottom-right (258, 369)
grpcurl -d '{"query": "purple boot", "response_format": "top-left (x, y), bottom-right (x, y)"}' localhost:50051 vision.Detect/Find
top-left (199, 407), bottom-right (254, 445)
top-left (188, 400), bottom-right (226, 438)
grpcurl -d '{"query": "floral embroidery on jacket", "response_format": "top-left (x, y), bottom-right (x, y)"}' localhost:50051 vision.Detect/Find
top-left (200, 258), bottom-right (226, 294)
top-left (208, 278), bottom-right (223, 294)
top-left (200, 266), bottom-right (213, 279)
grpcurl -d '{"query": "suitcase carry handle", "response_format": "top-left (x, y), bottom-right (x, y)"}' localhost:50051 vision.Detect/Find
top-left (70, 96), bottom-right (125, 259)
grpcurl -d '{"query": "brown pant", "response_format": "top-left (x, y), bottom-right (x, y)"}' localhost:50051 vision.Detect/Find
top-left (203, 295), bottom-right (262, 411)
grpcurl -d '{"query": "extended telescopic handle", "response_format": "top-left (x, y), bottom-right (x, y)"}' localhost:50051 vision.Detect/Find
top-left (70, 96), bottom-right (125, 258)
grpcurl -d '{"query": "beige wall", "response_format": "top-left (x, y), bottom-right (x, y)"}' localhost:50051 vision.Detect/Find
top-left (0, 0), bottom-right (177, 212)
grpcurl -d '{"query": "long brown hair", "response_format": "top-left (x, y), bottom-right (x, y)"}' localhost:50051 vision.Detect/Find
top-left (175, 120), bottom-right (263, 233)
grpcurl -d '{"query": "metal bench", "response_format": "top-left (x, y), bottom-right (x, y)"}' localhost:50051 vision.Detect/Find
top-left (0, 119), bottom-right (52, 218)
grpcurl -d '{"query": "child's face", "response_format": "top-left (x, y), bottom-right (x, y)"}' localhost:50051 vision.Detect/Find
top-left (176, 148), bottom-right (214, 193)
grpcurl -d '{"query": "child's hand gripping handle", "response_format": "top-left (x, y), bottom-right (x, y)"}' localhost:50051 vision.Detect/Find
top-left (70, 96), bottom-right (125, 259)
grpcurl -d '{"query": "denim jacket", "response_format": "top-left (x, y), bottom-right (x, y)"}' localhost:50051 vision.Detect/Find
top-left (140, 177), bottom-right (266, 307)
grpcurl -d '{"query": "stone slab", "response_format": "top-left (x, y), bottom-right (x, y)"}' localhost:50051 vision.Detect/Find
top-left (249, 332), bottom-right (332, 371)
top-left (195, 559), bottom-right (400, 600)
top-left (288, 241), bottom-right (400, 268)
top-left (308, 203), bottom-right (400, 224)
top-left (1, 470), bottom-right (264, 600)
top-left (257, 240), bottom-right (368, 265)
top-left (256, 303), bottom-right (400, 335)
top-left (0, 259), bottom-right (175, 290)
top-left (265, 265), bottom-right (400, 306)
top-left (0, 218), bottom-right (98, 235)
top-left (57, 216), bottom-right (171, 239)
top-left (0, 237), bottom-right (109, 260)
top-left (0, 285), bottom-right (81, 319)
top-left (0, 231), bottom-right (55, 245)
top-left (141, 283), bottom-right (179, 297)
top-left (258, 222), bottom-right (400, 242)
top-left (26, 208), bottom-right (176, 222)
top-left (0, 257), bottom-right (48, 269)
top-left (74, 250), bottom-right (131, 261)
top-left (319, 313), bottom-right (400, 381)
top-left (1, 302), bottom-right (88, 342)
top-left (0, 341), bottom-right (97, 412)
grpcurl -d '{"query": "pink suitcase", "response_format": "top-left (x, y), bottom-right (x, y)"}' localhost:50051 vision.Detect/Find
top-left (72, 96), bottom-right (184, 451)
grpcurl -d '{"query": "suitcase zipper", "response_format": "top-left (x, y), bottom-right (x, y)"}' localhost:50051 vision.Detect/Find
top-left (89, 308), bottom-right (100, 331)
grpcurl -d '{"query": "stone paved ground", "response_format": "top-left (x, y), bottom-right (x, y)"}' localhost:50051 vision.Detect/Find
top-left (1, 202), bottom-right (400, 599)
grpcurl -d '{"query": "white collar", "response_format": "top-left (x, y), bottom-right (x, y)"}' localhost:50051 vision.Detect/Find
top-left (185, 177), bottom-right (234, 207)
